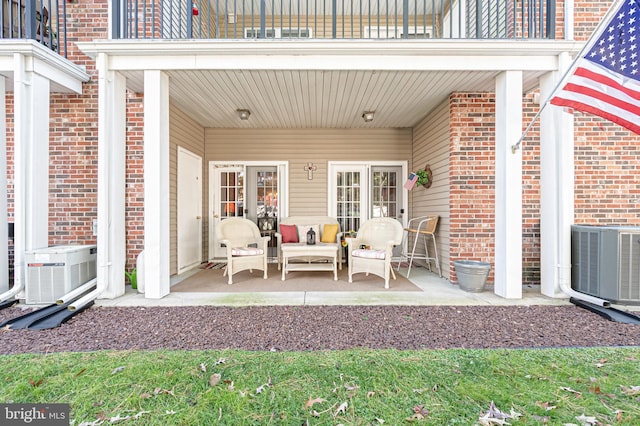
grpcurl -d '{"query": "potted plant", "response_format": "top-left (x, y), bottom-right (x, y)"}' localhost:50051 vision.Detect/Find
top-left (415, 169), bottom-right (430, 186)
top-left (413, 164), bottom-right (433, 188)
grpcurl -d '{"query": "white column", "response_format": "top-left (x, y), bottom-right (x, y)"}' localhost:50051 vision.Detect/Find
top-left (0, 77), bottom-right (7, 293)
top-left (96, 53), bottom-right (127, 299)
top-left (495, 70), bottom-right (523, 299)
top-left (143, 70), bottom-right (170, 299)
top-left (540, 52), bottom-right (574, 298)
top-left (13, 53), bottom-right (50, 293)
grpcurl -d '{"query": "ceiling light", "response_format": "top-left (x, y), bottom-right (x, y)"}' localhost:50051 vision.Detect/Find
top-left (362, 111), bottom-right (375, 122)
top-left (237, 109), bottom-right (251, 120)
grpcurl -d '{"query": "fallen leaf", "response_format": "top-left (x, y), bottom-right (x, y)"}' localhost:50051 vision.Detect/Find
top-left (334, 401), bottom-right (348, 416)
top-left (111, 366), bottom-right (125, 375)
top-left (405, 413), bottom-right (424, 422)
top-left (535, 401), bottom-right (556, 411)
top-left (209, 373), bottom-right (221, 387)
top-left (29, 378), bottom-right (44, 387)
top-left (139, 393), bottom-right (152, 399)
top-left (304, 396), bottom-right (327, 410)
top-left (559, 386), bottom-right (582, 397)
top-left (74, 368), bottom-right (87, 377)
top-left (109, 413), bottom-right (130, 423)
top-left (374, 418), bottom-right (385, 424)
top-left (256, 383), bottom-right (269, 394)
top-left (200, 363), bottom-right (207, 372)
top-left (589, 385), bottom-right (602, 394)
top-left (367, 391), bottom-right (375, 398)
top-left (214, 358), bottom-right (227, 365)
top-left (575, 413), bottom-right (598, 425)
top-left (620, 385), bottom-right (640, 395)
top-left (153, 388), bottom-right (175, 396)
top-left (413, 405), bottom-right (429, 416)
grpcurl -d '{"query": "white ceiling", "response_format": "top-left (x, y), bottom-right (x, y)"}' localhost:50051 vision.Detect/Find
top-left (121, 68), bottom-right (545, 129)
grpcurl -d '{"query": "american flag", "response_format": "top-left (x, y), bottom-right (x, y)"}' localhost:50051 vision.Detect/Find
top-left (550, 0), bottom-right (640, 134)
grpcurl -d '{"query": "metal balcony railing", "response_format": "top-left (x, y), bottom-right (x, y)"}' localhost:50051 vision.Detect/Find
top-left (1, 0), bottom-right (68, 56)
top-left (114, 0), bottom-right (556, 41)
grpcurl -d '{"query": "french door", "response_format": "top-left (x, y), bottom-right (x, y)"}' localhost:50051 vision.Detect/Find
top-left (329, 162), bottom-right (407, 234)
top-left (209, 162), bottom-right (288, 260)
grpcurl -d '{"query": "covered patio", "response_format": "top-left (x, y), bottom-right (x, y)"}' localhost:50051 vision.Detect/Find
top-left (76, 38), bottom-right (580, 302)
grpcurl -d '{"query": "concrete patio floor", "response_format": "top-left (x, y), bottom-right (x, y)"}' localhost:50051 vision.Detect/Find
top-left (95, 265), bottom-right (575, 308)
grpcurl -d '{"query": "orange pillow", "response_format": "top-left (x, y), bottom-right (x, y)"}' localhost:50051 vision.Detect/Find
top-left (280, 224), bottom-right (298, 243)
top-left (321, 224), bottom-right (339, 243)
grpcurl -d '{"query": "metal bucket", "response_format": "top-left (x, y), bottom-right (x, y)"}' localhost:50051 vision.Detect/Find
top-left (453, 260), bottom-right (491, 292)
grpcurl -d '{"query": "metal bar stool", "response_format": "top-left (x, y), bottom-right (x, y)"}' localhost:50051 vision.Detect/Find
top-left (397, 215), bottom-right (442, 278)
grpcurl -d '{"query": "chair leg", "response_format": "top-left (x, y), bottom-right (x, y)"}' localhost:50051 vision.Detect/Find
top-left (406, 231), bottom-right (420, 278)
top-left (396, 230), bottom-right (408, 271)
top-left (422, 234), bottom-right (433, 273)
top-left (431, 235), bottom-right (442, 278)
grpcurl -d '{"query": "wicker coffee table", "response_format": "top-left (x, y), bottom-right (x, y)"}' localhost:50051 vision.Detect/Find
top-left (281, 243), bottom-right (339, 281)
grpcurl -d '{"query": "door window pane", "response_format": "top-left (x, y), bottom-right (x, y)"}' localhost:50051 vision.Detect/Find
top-left (221, 171), bottom-right (244, 217)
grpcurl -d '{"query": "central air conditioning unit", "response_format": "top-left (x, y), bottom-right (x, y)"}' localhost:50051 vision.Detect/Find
top-left (571, 225), bottom-right (640, 304)
top-left (25, 245), bottom-right (97, 304)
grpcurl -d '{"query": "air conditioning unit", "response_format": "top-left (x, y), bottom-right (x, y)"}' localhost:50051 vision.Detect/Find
top-left (25, 245), bottom-right (97, 304)
top-left (571, 225), bottom-right (640, 304)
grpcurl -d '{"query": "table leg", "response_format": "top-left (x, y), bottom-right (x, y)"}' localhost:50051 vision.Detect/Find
top-left (282, 256), bottom-right (287, 281)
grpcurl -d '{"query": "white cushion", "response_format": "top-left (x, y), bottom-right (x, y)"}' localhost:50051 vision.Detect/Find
top-left (297, 224), bottom-right (320, 242)
top-left (231, 247), bottom-right (264, 256)
top-left (352, 249), bottom-right (386, 259)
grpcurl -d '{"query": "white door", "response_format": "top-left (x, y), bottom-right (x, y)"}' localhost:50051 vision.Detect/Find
top-left (209, 164), bottom-right (245, 259)
top-left (177, 147), bottom-right (202, 273)
top-left (329, 162), bottom-right (407, 233)
top-left (329, 164), bottom-right (368, 234)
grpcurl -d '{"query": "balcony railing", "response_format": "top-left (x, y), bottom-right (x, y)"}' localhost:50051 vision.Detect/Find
top-left (1, 0), bottom-right (68, 56)
top-left (115, 0), bottom-right (556, 41)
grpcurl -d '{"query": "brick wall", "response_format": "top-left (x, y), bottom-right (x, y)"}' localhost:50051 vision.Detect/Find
top-left (449, 93), bottom-right (496, 283)
top-left (5, 0), bottom-right (146, 281)
top-left (572, 0), bottom-right (640, 225)
top-left (449, 92), bottom-right (542, 286)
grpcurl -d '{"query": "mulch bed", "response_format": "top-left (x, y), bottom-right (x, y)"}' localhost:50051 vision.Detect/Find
top-left (1, 305), bottom-right (639, 355)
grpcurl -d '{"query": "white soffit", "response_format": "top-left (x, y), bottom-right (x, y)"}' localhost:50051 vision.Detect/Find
top-left (79, 40), bottom-right (578, 128)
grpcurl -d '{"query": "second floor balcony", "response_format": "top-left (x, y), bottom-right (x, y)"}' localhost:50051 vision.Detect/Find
top-left (116, 0), bottom-right (557, 41)
top-left (1, 0), bottom-right (68, 56)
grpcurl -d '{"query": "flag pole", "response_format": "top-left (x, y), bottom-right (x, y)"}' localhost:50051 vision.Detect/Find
top-left (510, 0), bottom-right (626, 154)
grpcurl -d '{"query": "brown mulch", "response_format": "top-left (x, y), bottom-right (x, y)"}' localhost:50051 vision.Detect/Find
top-left (1, 305), bottom-right (639, 355)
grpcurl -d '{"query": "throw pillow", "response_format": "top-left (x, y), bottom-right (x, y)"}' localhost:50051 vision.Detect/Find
top-left (321, 223), bottom-right (339, 243)
top-left (280, 224), bottom-right (298, 243)
top-left (297, 224), bottom-right (320, 243)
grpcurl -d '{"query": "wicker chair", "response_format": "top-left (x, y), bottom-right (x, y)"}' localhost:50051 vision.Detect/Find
top-left (347, 217), bottom-right (404, 289)
top-left (216, 218), bottom-right (269, 284)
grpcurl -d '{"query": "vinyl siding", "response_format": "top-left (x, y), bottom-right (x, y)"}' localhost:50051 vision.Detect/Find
top-left (411, 100), bottom-right (450, 278)
top-left (204, 128), bottom-right (411, 216)
top-left (170, 104), bottom-right (206, 276)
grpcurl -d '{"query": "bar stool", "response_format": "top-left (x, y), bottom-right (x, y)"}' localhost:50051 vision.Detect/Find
top-left (397, 215), bottom-right (442, 278)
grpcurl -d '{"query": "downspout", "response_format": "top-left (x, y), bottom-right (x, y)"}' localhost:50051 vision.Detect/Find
top-left (56, 278), bottom-right (97, 305)
top-left (68, 278), bottom-right (104, 311)
top-left (554, 54), bottom-right (609, 307)
top-left (0, 283), bottom-right (23, 303)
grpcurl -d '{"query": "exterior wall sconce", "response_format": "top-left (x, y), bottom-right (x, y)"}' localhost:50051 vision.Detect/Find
top-left (237, 109), bottom-right (251, 120)
top-left (362, 111), bottom-right (375, 122)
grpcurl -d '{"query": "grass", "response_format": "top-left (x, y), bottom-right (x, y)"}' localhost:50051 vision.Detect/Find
top-left (1, 347), bottom-right (640, 425)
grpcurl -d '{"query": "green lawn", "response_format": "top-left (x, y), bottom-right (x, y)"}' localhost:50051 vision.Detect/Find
top-left (2, 347), bottom-right (640, 425)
